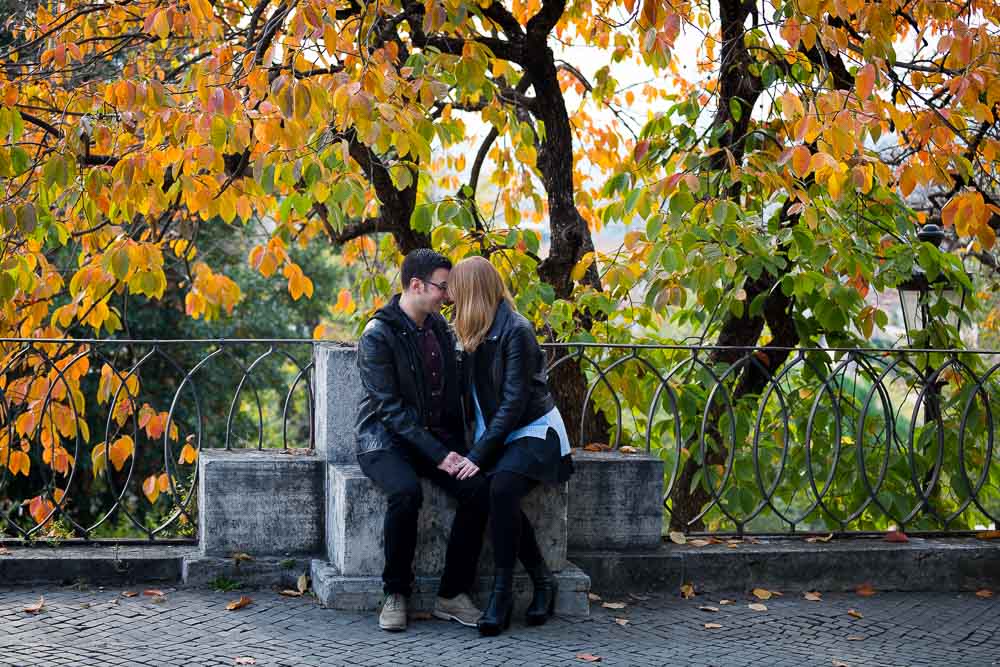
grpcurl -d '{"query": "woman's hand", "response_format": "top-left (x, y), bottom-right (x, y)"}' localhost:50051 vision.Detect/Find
top-left (454, 456), bottom-right (480, 480)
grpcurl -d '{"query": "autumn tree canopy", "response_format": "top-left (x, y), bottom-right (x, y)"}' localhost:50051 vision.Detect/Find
top-left (2, 0), bottom-right (1000, 532)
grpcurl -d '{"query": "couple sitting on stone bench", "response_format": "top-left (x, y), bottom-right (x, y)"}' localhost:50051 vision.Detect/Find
top-left (355, 249), bottom-right (573, 636)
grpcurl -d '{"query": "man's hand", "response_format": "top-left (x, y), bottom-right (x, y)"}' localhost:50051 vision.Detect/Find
top-left (437, 451), bottom-right (464, 475)
top-left (454, 457), bottom-right (480, 480)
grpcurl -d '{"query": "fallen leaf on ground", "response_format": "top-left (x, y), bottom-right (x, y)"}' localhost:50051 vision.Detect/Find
top-left (680, 583), bottom-right (696, 599)
top-left (975, 589), bottom-right (993, 599)
top-left (688, 539), bottom-right (712, 547)
top-left (279, 590), bottom-right (302, 597)
top-left (752, 588), bottom-right (773, 600)
top-left (619, 446), bottom-right (638, 454)
top-left (855, 583), bottom-right (875, 597)
top-left (699, 606), bottom-right (719, 613)
top-left (846, 635), bottom-right (864, 641)
top-left (847, 609), bottom-right (863, 619)
top-left (884, 530), bottom-right (909, 543)
top-left (703, 622), bottom-right (722, 629)
top-left (588, 593), bottom-right (602, 602)
top-left (121, 591), bottom-right (138, 598)
top-left (832, 660), bottom-right (850, 667)
top-left (602, 602), bottom-right (626, 610)
top-left (976, 530), bottom-right (1000, 540)
top-left (804, 591), bottom-right (823, 601)
top-left (226, 596), bottom-right (253, 611)
top-left (150, 595), bottom-right (166, 604)
top-left (582, 443), bottom-right (611, 452)
top-left (80, 603), bottom-right (91, 609)
top-left (726, 539), bottom-right (742, 546)
top-left (234, 658), bottom-right (256, 665)
top-left (24, 596), bottom-right (45, 614)
top-left (748, 603), bottom-right (768, 612)
top-left (744, 537), bottom-right (761, 544)
top-left (409, 611), bottom-right (433, 620)
top-left (232, 552), bottom-right (254, 563)
top-left (0, 547), bottom-right (12, 555)
top-left (628, 593), bottom-right (650, 601)
top-left (576, 654), bottom-right (602, 662)
top-left (614, 618), bottom-right (629, 626)
top-left (297, 574), bottom-right (309, 594)
top-left (143, 589), bottom-right (165, 597)
top-left (726, 542), bottom-right (739, 549)
top-left (806, 534), bottom-right (834, 543)
top-left (719, 599), bottom-right (734, 605)
top-left (669, 531), bottom-right (687, 545)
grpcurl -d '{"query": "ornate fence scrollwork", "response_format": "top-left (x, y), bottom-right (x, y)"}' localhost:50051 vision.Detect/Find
top-left (0, 339), bottom-right (313, 542)
top-left (543, 343), bottom-right (1000, 536)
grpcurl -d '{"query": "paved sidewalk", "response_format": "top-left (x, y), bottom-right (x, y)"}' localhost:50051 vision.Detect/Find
top-left (1, 585), bottom-right (998, 666)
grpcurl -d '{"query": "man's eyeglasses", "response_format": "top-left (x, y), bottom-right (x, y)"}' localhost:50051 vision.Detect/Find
top-left (422, 278), bottom-right (448, 292)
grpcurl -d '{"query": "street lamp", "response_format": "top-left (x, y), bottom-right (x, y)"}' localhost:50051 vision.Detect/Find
top-left (896, 223), bottom-right (967, 347)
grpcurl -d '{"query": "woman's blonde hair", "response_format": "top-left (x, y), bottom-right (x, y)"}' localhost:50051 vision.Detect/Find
top-left (449, 256), bottom-right (515, 352)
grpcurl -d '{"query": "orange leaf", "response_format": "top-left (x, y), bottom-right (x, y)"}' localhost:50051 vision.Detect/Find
top-left (226, 595), bottom-right (253, 611)
top-left (24, 596), bottom-right (45, 614)
top-left (847, 609), bottom-right (863, 619)
top-left (143, 589), bottom-right (165, 596)
top-left (855, 583), bottom-right (875, 597)
top-left (109, 435), bottom-right (134, 472)
top-left (178, 443), bottom-right (198, 465)
top-left (976, 589), bottom-right (993, 599)
top-left (856, 63), bottom-right (876, 100)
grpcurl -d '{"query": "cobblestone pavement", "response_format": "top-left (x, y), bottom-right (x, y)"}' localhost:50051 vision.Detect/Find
top-left (1, 585), bottom-right (998, 666)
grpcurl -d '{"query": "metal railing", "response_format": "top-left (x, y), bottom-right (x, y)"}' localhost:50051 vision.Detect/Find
top-left (544, 343), bottom-right (1000, 536)
top-left (0, 339), bottom-right (314, 542)
top-left (3, 337), bottom-right (998, 541)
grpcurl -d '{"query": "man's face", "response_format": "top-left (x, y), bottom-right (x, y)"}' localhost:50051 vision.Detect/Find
top-left (417, 267), bottom-right (450, 313)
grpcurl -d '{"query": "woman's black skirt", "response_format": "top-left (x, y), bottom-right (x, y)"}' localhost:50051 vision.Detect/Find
top-left (488, 427), bottom-right (574, 484)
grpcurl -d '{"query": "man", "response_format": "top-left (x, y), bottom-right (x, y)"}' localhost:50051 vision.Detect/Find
top-left (355, 248), bottom-right (488, 632)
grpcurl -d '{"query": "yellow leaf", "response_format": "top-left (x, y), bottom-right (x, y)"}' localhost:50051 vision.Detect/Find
top-left (143, 474), bottom-right (160, 503)
top-left (91, 443), bottom-right (107, 478)
top-left (571, 252), bottom-right (595, 283)
top-left (791, 145), bottom-right (811, 178)
top-left (752, 588), bottom-right (773, 600)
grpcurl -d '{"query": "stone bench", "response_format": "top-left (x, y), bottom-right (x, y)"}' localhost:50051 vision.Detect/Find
top-left (313, 462), bottom-right (589, 615)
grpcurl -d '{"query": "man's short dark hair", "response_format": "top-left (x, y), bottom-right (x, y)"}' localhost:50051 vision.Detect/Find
top-left (401, 249), bottom-right (452, 289)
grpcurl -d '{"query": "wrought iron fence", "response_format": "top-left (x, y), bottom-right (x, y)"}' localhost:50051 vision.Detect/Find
top-left (544, 343), bottom-right (1000, 536)
top-left (4, 337), bottom-right (998, 542)
top-left (0, 339), bottom-right (314, 542)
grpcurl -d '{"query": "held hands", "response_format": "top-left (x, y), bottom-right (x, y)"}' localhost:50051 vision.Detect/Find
top-left (436, 451), bottom-right (481, 479)
top-left (454, 457), bottom-right (480, 480)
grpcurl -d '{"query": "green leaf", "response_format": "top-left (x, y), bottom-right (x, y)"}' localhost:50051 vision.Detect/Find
top-left (10, 147), bottom-right (30, 176)
top-left (0, 272), bottom-right (15, 301)
top-left (411, 204), bottom-right (433, 233)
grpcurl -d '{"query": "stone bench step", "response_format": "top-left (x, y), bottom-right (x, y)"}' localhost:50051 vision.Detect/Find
top-left (310, 559), bottom-right (591, 616)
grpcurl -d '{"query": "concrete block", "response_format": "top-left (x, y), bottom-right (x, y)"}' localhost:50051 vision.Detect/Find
top-left (570, 537), bottom-right (1000, 595)
top-left (327, 463), bottom-right (568, 577)
top-left (199, 450), bottom-right (324, 557)
top-left (181, 555), bottom-right (312, 590)
top-left (567, 450), bottom-right (665, 551)
top-left (0, 545), bottom-right (193, 586)
top-left (311, 559), bottom-right (591, 617)
top-left (314, 344), bottom-right (363, 464)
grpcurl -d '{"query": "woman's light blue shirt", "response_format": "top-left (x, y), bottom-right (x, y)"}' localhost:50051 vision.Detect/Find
top-left (471, 384), bottom-right (572, 456)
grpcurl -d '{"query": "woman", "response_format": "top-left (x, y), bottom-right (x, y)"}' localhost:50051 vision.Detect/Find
top-left (449, 256), bottom-right (573, 636)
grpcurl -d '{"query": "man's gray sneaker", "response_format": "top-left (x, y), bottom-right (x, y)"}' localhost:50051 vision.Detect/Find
top-left (433, 593), bottom-right (481, 628)
top-left (379, 593), bottom-right (407, 632)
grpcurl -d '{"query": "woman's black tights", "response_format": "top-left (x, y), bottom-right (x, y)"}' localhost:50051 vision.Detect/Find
top-left (489, 471), bottom-right (544, 569)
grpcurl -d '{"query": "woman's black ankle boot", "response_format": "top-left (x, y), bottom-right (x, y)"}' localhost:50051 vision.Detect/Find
top-left (525, 561), bottom-right (558, 626)
top-left (477, 568), bottom-right (515, 636)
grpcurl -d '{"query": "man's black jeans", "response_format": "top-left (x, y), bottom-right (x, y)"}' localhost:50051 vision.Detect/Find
top-left (359, 446), bottom-right (490, 599)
